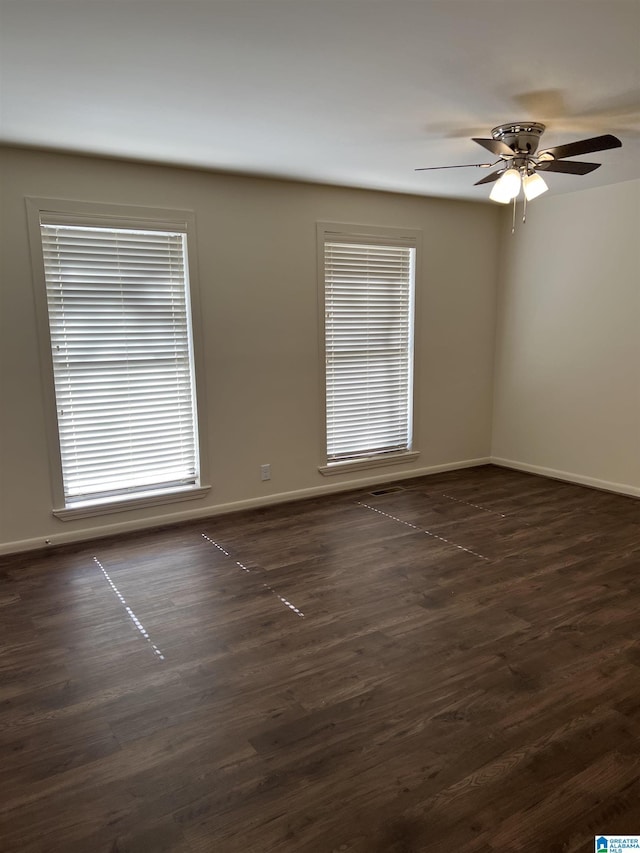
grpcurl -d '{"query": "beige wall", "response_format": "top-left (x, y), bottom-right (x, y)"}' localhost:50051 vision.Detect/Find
top-left (0, 147), bottom-right (500, 553)
top-left (492, 179), bottom-right (640, 496)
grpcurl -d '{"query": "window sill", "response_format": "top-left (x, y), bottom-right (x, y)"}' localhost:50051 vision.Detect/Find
top-left (53, 485), bottom-right (211, 521)
top-left (319, 451), bottom-right (419, 477)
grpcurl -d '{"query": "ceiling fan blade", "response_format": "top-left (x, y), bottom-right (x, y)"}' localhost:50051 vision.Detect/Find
top-left (474, 169), bottom-right (504, 186)
top-left (472, 137), bottom-right (514, 157)
top-left (536, 160), bottom-right (601, 175)
top-left (538, 134), bottom-right (621, 160)
top-left (415, 163), bottom-right (493, 171)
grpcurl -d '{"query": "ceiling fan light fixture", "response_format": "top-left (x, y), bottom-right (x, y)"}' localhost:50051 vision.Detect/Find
top-left (523, 172), bottom-right (549, 200)
top-left (490, 168), bottom-right (521, 203)
top-left (418, 125), bottom-right (622, 223)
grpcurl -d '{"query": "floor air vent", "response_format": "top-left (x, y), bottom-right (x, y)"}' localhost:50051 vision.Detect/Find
top-left (369, 485), bottom-right (406, 496)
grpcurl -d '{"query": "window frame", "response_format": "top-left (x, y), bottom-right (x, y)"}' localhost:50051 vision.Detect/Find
top-left (317, 221), bottom-right (421, 475)
top-left (26, 197), bottom-right (210, 519)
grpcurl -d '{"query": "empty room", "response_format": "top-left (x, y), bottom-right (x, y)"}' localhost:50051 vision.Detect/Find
top-left (1, 1), bottom-right (639, 851)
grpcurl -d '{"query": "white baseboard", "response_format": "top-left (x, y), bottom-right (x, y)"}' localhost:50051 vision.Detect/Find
top-left (491, 456), bottom-right (640, 499)
top-left (0, 456), bottom-right (491, 556)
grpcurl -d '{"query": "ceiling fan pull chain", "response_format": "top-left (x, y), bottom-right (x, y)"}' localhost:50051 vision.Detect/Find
top-left (512, 195), bottom-right (516, 234)
top-left (523, 186), bottom-right (527, 223)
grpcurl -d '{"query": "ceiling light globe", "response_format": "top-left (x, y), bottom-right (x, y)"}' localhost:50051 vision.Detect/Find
top-left (489, 168), bottom-right (521, 203)
top-left (489, 182), bottom-right (512, 203)
top-left (499, 168), bottom-right (522, 199)
top-left (523, 172), bottom-right (549, 200)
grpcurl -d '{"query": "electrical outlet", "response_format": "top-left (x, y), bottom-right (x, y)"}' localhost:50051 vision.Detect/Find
top-left (260, 464), bottom-right (271, 481)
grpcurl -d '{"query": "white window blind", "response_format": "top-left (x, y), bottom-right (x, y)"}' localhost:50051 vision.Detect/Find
top-left (324, 238), bottom-right (415, 463)
top-left (40, 222), bottom-right (199, 505)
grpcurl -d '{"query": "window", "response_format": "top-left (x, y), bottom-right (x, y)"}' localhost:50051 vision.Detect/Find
top-left (27, 200), bottom-right (208, 517)
top-left (318, 223), bottom-right (419, 473)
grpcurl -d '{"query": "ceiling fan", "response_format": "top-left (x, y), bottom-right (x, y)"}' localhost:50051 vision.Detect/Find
top-left (416, 122), bottom-right (622, 206)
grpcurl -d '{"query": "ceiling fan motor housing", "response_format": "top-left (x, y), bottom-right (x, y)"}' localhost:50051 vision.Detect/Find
top-left (492, 122), bottom-right (546, 155)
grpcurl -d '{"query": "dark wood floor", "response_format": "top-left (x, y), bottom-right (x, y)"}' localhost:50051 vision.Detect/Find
top-left (2, 465), bottom-right (640, 852)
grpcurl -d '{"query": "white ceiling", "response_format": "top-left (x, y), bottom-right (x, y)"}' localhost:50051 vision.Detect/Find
top-left (1, 0), bottom-right (639, 201)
